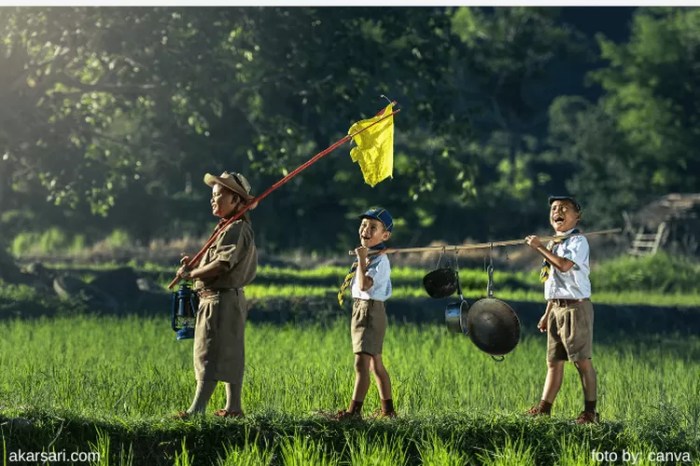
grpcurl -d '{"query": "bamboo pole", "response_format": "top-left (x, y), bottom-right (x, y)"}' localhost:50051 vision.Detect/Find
top-left (347, 228), bottom-right (622, 256)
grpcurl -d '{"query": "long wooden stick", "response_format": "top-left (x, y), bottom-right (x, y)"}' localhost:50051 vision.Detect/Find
top-left (347, 228), bottom-right (622, 256)
top-left (168, 104), bottom-right (400, 289)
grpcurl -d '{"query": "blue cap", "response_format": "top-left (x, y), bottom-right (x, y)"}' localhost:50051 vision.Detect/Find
top-left (548, 195), bottom-right (581, 212)
top-left (359, 207), bottom-right (393, 232)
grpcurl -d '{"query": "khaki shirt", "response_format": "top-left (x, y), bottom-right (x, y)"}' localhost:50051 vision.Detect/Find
top-left (194, 219), bottom-right (257, 290)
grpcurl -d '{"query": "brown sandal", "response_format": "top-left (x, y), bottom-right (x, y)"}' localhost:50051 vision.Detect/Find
top-left (575, 410), bottom-right (600, 424)
top-left (369, 409), bottom-right (397, 419)
top-left (525, 404), bottom-right (551, 417)
top-left (330, 410), bottom-right (361, 421)
top-left (213, 409), bottom-right (244, 418)
top-left (173, 411), bottom-right (190, 420)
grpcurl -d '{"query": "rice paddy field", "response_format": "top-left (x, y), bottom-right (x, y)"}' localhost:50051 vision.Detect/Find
top-left (0, 316), bottom-right (698, 465)
top-left (1, 254), bottom-right (699, 465)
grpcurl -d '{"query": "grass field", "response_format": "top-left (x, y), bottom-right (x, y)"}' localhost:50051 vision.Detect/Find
top-left (1, 253), bottom-right (699, 464)
top-left (1, 316), bottom-right (698, 465)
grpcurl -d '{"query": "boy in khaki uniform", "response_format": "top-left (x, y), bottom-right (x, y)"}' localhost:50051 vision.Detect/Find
top-left (524, 195), bottom-right (599, 424)
top-left (334, 207), bottom-right (396, 419)
top-left (176, 171), bottom-right (257, 418)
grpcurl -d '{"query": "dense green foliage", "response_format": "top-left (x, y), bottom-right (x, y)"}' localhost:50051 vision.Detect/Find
top-left (2, 7), bottom-right (698, 255)
top-left (548, 8), bottom-right (700, 227)
top-left (1, 317), bottom-right (698, 465)
top-left (591, 252), bottom-right (700, 293)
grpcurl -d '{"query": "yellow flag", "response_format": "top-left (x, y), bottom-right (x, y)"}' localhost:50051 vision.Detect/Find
top-left (348, 103), bottom-right (394, 187)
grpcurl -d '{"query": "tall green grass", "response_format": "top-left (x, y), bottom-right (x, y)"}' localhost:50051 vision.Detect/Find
top-left (0, 316), bottom-right (697, 465)
top-left (279, 432), bottom-right (339, 466)
top-left (418, 432), bottom-right (471, 466)
top-left (345, 431), bottom-right (408, 466)
top-left (0, 316), bottom-right (697, 422)
top-left (476, 434), bottom-right (536, 466)
top-left (216, 429), bottom-right (274, 466)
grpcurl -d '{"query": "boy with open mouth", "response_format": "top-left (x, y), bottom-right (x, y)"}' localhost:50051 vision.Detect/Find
top-left (524, 195), bottom-right (599, 424)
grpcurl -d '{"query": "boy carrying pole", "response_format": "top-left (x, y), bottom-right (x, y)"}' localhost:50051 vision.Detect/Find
top-left (524, 195), bottom-right (599, 424)
top-left (332, 207), bottom-right (397, 420)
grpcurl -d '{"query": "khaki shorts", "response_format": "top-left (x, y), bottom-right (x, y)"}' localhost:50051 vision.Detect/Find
top-left (351, 299), bottom-right (387, 355)
top-left (547, 299), bottom-right (594, 362)
top-left (194, 290), bottom-right (247, 383)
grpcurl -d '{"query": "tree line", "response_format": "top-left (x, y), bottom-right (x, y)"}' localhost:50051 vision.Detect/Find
top-left (1, 7), bottom-right (698, 254)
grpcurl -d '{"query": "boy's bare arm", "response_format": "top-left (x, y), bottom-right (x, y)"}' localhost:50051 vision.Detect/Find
top-left (354, 246), bottom-right (374, 291)
top-left (525, 235), bottom-right (575, 272)
top-left (358, 273), bottom-right (374, 291)
top-left (538, 301), bottom-right (553, 332)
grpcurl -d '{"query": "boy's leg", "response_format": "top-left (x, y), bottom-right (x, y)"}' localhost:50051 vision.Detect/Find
top-left (187, 380), bottom-right (217, 414)
top-left (349, 353), bottom-right (372, 413)
top-left (370, 355), bottom-right (395, 415)
top-left (223, 382), bottom-right (243, 414)
top-left (528, 360), bottom-right (564, 416)
top-left (370, 355), bottom-right (392, 399)
top-left (571, 300), bottom-right (597, 420)
top-left (542, 360), bottom-right (565, 403)
top-left (213, 293), bottom-right (247, 417)
top-left (574, 358), bottom-right (597, 410)
top-left (531, 303), bottom-right (566, 414)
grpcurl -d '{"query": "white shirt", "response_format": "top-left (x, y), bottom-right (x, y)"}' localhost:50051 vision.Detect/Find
top-left (351, 254), bottom-right (392, 301)
top-left (544, 232), bottom-right (591, 300)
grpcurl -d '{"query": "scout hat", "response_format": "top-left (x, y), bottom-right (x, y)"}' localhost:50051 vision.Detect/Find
top-left (359, 207), bottom-right (393, 232)
top-left (204, 171), bottom-right (258, 209)
top-left (548, 195), bottom-right (581, 212)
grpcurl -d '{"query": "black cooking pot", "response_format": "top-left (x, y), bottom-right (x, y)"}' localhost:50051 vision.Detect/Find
top-left (423, 267), bottom-right (458, 299)
top-left (464, 298), bottom-right (521, 357)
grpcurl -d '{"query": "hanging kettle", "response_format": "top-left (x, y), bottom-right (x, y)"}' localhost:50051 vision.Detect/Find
top-left (171, 282), bottom-right (199, 340)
